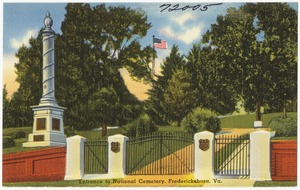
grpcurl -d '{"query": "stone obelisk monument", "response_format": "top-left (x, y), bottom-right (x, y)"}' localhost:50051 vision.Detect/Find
top-left (23, 12), bottom-right (66, 147)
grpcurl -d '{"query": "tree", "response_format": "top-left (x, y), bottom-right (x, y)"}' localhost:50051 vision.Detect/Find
top-left (3, 85), bottom-right (12, 128)
top-left (162, 69), bottom-right (198, 126)
top-left (9, 33), bottom-right (44, 127)
top-left (15, 34), bottom-right (43, 103)
top-left (88, 87), bottom-right (120, 136)
top-left (181, 107), bottom-right (221, 134)
top-left (146, 46), bottom-right (186, 124)
top-left (125, 114), bottom-right (157, 137)
top-left (202, 3), bottom-right (297, 120)
top-left (255, 3), bottom-right (297, 117)
top-left (7, 89), bottom-right (32, 127)
top-left (185, 43), bottom-right (237, 115)
top-left (10, 3), bottom-right (152, 129)
top-left (203, 5), bottom-right (262, 119)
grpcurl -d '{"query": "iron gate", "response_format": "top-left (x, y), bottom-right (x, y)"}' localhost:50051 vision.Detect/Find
top-left (214, 134), bottom-right (250, 176)
top-left (126, 132), bottom-right (194, 175)
top-left (84, 139), bottom-right (108, 174)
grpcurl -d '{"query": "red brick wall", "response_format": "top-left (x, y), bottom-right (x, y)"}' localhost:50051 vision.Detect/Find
top-left (3, 147), bottom-right (66, 183)
top-left (271, 140), bottom-right (297, 181)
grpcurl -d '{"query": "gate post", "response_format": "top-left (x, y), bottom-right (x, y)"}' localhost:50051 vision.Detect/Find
top-left (64, 135), bottom-right (86, 180)
top-left (194, 131), bottom-right (214, 180)
top-left (250, 130), bottom-right (272, 181)
top-left (107, 134), bottom-right (128, 178)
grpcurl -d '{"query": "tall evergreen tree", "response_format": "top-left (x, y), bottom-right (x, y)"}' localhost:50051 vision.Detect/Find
top-left (2, 85), bottom-right (13, 128)
top-left (162, 69), bottom-right (198, 126)
top-left (146, 45), bottom-right (186, 124)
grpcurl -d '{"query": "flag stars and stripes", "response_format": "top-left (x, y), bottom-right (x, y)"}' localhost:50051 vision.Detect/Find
top-left (153, 38), bottom-right (168, 49)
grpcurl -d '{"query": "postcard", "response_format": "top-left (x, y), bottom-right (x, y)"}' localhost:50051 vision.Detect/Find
top-left (1, 0), bottom-right (298, 189)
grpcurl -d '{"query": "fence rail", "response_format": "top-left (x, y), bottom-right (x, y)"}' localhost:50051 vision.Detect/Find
top-left (214, 134), bottom-right (250, 176)
top-left (84, 139), bottom-right (108, 174)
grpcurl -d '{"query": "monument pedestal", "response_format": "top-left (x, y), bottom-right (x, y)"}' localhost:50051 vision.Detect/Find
top-left (23, 104), bottom-right (66, 147)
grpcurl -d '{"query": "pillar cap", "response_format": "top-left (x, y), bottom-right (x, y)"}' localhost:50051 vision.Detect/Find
top-left (67, 135), bottom-right (86, 140)
top-left (251, 130), bottom-right (270, 134)
top-left (44, 11), bottom-right (53, 29)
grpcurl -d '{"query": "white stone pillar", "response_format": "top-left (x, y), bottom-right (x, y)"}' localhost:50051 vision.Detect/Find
top-left (107, 134), bottom-right (128, 178)
top-left (194, 131), bottom-right (214, 180)
top-left (250, 130), bottom-right (272, 181)
top-left (65, 135), bottom-right (86, 180)
top-left (40, 11), bottom-right (57, 105)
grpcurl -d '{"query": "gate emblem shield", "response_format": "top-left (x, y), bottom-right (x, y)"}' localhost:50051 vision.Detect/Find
top-left (111, 142), bottom-right (120, 153)
top-left (199, 139), bottom-right (209, 151)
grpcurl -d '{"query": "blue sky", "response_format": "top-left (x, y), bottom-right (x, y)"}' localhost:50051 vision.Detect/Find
top-left (2, 2), bottom-right (298, 99)
top-left (3, 3), bottom-right (247, 55)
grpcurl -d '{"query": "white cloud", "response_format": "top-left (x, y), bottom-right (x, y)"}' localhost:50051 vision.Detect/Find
top-left (177, 25), bottom-right (203, 43)
top-left (159, 24), bottom-right (204, 45)
top-left (159, 11), bottom-right (204, 45)
top-left (160, 26), bottom-right (175, 38)
top-left (171, 12), bottom-right (196, 27)
top-left (10, 28), bottom-right (39, 50)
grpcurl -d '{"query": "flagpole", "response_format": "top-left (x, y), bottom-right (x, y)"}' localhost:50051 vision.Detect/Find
top-left (152, 35), bottom-right (155, 79)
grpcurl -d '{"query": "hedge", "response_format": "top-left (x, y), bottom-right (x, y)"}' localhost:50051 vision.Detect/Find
top-left (269, 117), bottom-right (297, 137)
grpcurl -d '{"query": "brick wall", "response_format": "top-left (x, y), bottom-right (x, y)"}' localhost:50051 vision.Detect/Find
top-left (3, 147), bottom-right (66, 183)
top-left (271, 140), bottom-right (297, 181)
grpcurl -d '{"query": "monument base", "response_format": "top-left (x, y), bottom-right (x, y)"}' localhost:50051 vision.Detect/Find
top-left (23, 132), bottom-right (66, 147)
top-left (23, 141), bottom-right (66, 147)
top-left (23, 103), bottom-right (66, 148)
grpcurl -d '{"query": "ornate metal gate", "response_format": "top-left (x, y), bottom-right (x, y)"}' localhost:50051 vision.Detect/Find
top-left (126, 132), bottom-right (194, 175)
top-left (214, 134), bottom-right (250, 176)
top-left (84, 139), bottom-right (108, 174)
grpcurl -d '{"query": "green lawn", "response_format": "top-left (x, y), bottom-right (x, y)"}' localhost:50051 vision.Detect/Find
top-left (2, 126), bottom-right (46, 154)
top-left (3, 138), bottom-right (44, 154)
top-left (157, 123), bottom-right (185, 132)
top-left (220, 112), bottom-right (297, 128)
top-left (271, 136), bottom-right (297, 140)
top-left (3, 126), bottom-right (32, 136)
top-left (254, 181), bottom-right (297, 187)
top-left (77, 127), bottom-right (126, 140)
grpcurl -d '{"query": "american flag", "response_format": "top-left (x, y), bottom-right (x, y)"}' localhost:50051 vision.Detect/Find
top-left (153, 38), bottom-right (168, 49)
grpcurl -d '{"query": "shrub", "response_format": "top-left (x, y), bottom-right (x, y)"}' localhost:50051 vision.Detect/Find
top-left (125, 114), bottom-right (158, 137)
top-left (269, 117), bottom-right (297, 137)
top-left (3, 137), bottom-right (16, 149)
top-left (64, 126), bottom-right (77, 137)
top-left (181, 108), bottom-right (221, 134)
top-left (11, 131), bottom-right (26, 139)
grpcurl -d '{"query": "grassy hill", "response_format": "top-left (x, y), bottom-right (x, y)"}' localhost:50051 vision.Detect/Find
top-left (220, 112), bottom-right (297, 128)
top-left (2, 112), bottom-right (297, 154)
